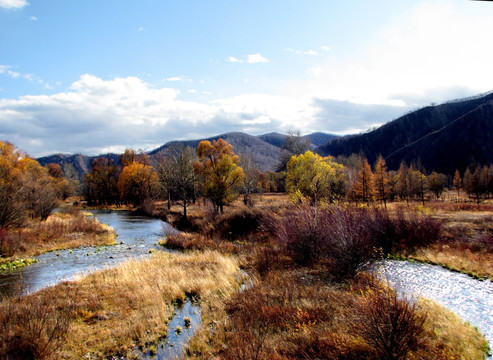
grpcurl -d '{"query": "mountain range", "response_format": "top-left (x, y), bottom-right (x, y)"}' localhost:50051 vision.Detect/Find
top-left (37, 92), bottom-right (493, 179)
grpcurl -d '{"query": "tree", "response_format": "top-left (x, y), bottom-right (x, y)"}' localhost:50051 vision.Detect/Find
top-left (464, 166), bottom-right (484, 204)
top-left (396, 162), bottom-right (409, 202)
top-left (82, 157), bottom-right (120, 205)
top-left (453, 169), bottom-right (462, 199)
top-left (373, 155), bottom-right (390, 207)
top-left (408, 166), bottom-right (427, 205)
top-left (239, 154), bottom-right (261, 206)
top-left (0, 142), bottom-right (27, 228)
top-left (194, 139), bottom-right (244, 213)
top-left (277, 130), bottom-right (310, 171)
top-left (0, 142), bottom-right (62, 226)
top-left (286, 151), bottom-right (346, 206)
top-left (353, 158), bottom-right (374, 205)
top-left (118, 162), bottom-right (159, 206)
top-left (155, 154), bottom-right (177, 210)
top-left (428, 172), bottom-right (448, 200)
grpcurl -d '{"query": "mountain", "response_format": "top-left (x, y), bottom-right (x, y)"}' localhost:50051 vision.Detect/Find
top-left (316, 92), bottom-right (493, 175)
top-left (37, 153), bottom-right (121, 181)
top-left (258, 132), bottom-right (338, 149)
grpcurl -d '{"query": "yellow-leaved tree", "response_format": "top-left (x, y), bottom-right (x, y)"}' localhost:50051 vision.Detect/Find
top-left (286, 150), bottom-right (346, 206)
top-left (118, 162), bottom-right (159, 206)
top-left (194, 139), bottom-right (244, 213)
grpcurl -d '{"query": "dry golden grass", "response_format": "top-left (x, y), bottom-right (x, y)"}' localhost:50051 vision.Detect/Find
top-left (414, 299), bottom-right (490, 360)
top-left (184, 268), bottom-right (489, 360)
top-left (0, 211), bottom-right (116, 266)
top-left (0, 251), bottom-right (240, 359)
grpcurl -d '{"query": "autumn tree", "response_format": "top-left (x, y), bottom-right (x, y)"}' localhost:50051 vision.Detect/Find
top-left (464, 166), bottom-right (484, 204)
top-left (82, 157), bottom-right (120, 205)
top-left (396, 162), bottom-right (410, 202)
top-left (155, 154), bottom-right (177, 210)
top-left (118, 162), bottom-right (159, 206)
top-left (0, 142), bottom-right (27, 228)
top-left (286, 151), bottom-right (346, 206)
top-left (277, 130), bottom-right (310, 171)
top-left (0, 142), bottom-right (62, 227)
top-left (194, 139), bottom-right (244, 213)
top-left (373, 155), bottom-right (390, 207)
top-left (239, 154), bottom-right (261, 206)
top-left (18, 157), bottom-right (60, 221)
top-left (428, 171), bottom-right (448, 200)
top-left (352, 158), bottom-right (374, 205)
top-left (453, 169), bottom-right (462, 199)
top-left (408, 166), bottom-right (427, 205)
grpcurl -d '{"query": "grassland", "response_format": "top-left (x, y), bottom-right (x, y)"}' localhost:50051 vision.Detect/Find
top-left (1, 194), bottom-right (490, 359)
top-left (0, 250), bottom-right (240, 359)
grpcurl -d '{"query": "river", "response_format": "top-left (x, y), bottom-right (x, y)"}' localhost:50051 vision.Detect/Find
top-left (0, 210), bottom-right (491, 357)
top-left (383, 260), bottom-right (493, 356)
top-left (0, 210), bottom-right (177, 298)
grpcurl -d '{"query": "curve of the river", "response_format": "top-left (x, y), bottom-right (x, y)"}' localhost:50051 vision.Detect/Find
top-left (0, 210), bottom-right (177, 298)
top-left (383, 260), bottom-right (493, 357)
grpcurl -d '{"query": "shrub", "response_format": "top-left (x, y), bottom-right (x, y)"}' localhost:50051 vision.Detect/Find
top-left (351, 282), bottom-right (427, 360)
top-left (0, 294), bottom-right (74, 360)
top-left (276, 206), bottom-right (378, 281)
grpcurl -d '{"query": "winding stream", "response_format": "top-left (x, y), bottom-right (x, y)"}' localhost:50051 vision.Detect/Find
top-left (0, 210), bottom-right (177, 297)
top-left (383, 260), bottom-right (493, 355)
top-left (1, 211), bottom-right (492, 358)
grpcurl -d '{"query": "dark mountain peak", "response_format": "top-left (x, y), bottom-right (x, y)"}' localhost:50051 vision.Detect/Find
top-left (316, 91), bottom-right (493, 175)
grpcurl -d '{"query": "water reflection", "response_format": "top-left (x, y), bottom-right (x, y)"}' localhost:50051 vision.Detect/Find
top-left (0, 210), bottom-right (176, 298)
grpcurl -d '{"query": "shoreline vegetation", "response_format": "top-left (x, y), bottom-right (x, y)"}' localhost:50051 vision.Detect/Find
top-left (0, 207), bottom-right (117, 272)
top-left (1, 251), bottom-right (240, 359)
top-left (1, 195), bottom-right (491, 358)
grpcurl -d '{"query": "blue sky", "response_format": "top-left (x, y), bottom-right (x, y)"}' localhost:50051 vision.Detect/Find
top-left (1, 0), bottom-right (493, 157)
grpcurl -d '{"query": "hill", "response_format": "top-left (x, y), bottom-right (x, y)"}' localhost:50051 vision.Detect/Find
top-left (258, 132), bottom-right (338, 149)
top-left (149, 132), bottom-right (281, 172)
top-left (316, 92), bottom-right (493, 175)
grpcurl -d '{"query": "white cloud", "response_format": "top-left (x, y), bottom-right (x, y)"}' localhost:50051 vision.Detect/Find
top-left (138, 26), bottom-right (143, 32)
top-left (29, 15), bottom-right (37, 21)
top-left (282, 2), bottom-right (493, 107)
top-left (0, 0), bottom-right (28, 9)
top-left (165, 76), bottom-right (183, 82)
top-left (227, 56), bottom-right (243, 63)
top-left (285, 48), bottom-right (318, 55)
top-left (247, 53), bottom-right (269, 64)
top-left (321, 46), bottom-right (331, 52)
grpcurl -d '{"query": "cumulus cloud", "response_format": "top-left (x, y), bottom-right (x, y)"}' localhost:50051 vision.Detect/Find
top-left (282, 2), bottom-right (493, 107)
top-left (227, 56), bottom-right (243, 63)
top-left (285, 48), bottom-right (318, 55)
top-left (0, 0), bottom-right (28, 9)
top-left (0, 75), bottom-right (327, 157)
top-left (247, 53), bottom-right (269, 63)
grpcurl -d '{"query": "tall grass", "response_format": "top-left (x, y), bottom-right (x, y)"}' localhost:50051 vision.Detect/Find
top-left (0, 210), bottom-right (116, 259)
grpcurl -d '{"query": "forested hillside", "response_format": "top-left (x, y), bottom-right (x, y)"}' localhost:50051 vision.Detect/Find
top-left (316, 92), bottom-right (493, 174)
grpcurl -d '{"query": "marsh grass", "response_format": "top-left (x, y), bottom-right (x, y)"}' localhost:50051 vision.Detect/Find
top-left (0, 209), bottom-right (116, 264)
top-left (188, 269), bottom-right (488, 360)
top-left (0, 251), bottom-right (240, 359)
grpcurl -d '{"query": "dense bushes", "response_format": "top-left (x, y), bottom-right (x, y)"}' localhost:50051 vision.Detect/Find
top-left (276, 206), bottom-right (442, 281)
top-left (0, 293), bottom-right (74, 360)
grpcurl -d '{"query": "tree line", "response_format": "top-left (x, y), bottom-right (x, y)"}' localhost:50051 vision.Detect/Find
top-left (0, 141), bottom-right (72, 228)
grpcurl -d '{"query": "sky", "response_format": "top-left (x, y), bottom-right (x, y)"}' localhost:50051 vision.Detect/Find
top-left (1, 0), bottom-right (493, 157)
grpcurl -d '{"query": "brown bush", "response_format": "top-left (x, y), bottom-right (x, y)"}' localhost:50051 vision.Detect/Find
top-left (276, 206), bottom-right (378, 281)
top-left (0, 293), bottom-right (75, 360)
top-left (351, 283), bottom-right (427, 360)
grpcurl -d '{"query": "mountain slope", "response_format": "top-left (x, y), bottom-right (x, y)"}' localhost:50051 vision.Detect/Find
top-left (316, 92), bottom-right (493, 174)
top-left (148, 132), bottom-right (282, 172)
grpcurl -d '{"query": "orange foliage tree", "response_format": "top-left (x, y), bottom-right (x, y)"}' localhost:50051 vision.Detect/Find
top-left (118, 162), bottom-right (159, 206)
top-left (194, 139), bottom-right (244, 213)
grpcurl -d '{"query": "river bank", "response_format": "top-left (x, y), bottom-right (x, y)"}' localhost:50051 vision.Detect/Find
top-left (0, 208), bottom-right (116, 273)
top-left (0, 250), bottom-right (240, 359)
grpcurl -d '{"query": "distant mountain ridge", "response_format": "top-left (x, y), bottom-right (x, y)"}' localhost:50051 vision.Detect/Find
top-left (316, 92), bottom-right (493, 175)
top-left (37, 131), bottom-right (336, 178)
